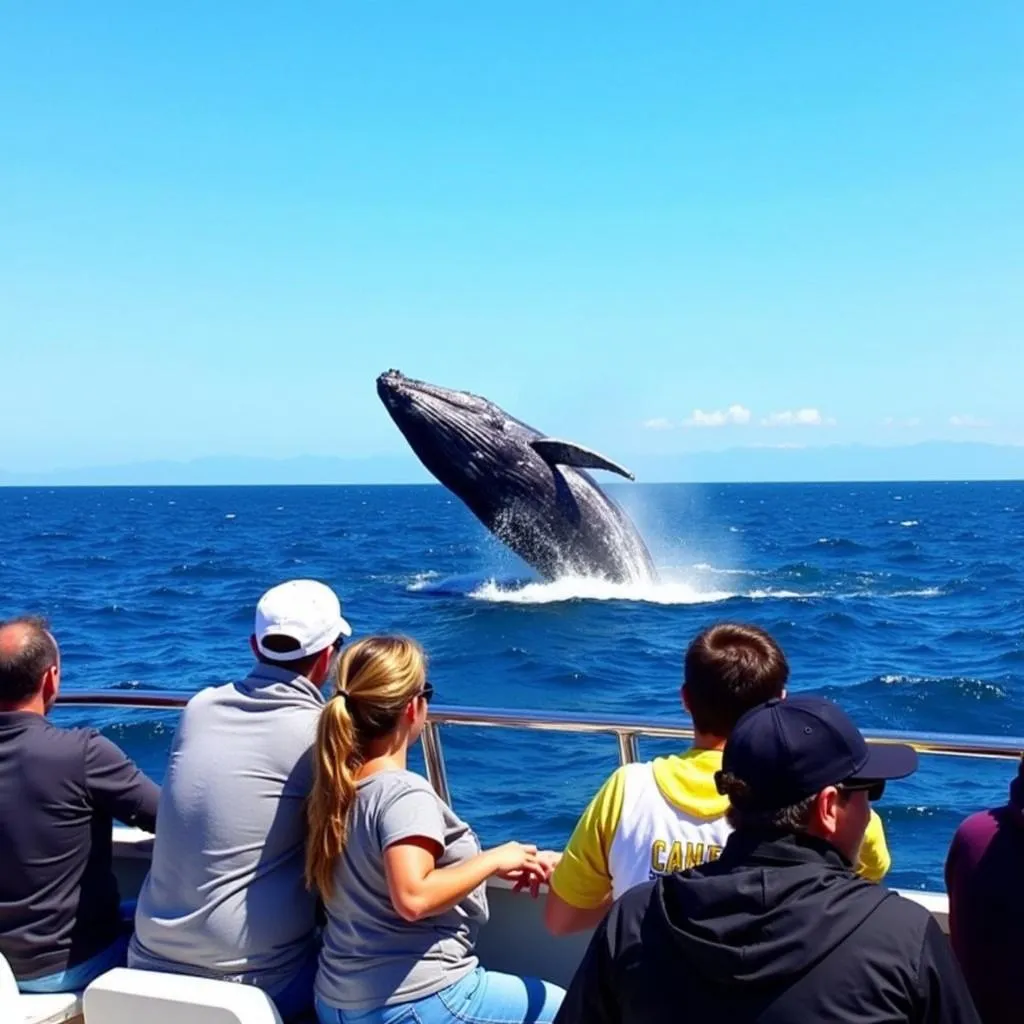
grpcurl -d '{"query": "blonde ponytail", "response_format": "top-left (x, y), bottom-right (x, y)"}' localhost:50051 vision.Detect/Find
top-left (305, 635), bottom-right (428, 899)
top-left (305, 695), bottom-right (360, 899)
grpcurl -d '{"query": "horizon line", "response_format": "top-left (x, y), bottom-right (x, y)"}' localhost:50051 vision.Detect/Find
top-left (2, 477), bottom-right (1023, 490)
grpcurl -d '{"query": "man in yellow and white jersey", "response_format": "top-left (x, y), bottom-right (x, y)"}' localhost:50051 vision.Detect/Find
top-left (544, 623), bottom-right (891, 935)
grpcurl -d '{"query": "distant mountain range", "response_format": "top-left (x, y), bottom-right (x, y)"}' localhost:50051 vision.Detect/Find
top-left (2, 443), bottom-right (1023, 486)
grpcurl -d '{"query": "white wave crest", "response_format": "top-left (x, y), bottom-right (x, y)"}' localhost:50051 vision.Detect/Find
top-left (691, 562), bottom-right (765, 576)
top-left (406, 571), bottom-right (442, 592)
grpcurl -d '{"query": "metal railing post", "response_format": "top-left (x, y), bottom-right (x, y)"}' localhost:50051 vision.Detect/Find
top-left (617, 731), bottom-right (640, 765)
top-left (421, 720), bottom-right (452, 807)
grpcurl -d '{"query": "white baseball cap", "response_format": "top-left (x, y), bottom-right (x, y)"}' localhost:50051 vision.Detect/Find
top-left (253, 579), bottom-right (352, 661)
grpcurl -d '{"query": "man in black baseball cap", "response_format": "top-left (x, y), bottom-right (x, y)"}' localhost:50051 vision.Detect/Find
top-left (715, 694), bottom-right (919, 869)
top-left (555, 696), bottom-right (980, 1024)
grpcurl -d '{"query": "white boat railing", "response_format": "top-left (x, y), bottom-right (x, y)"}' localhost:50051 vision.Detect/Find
top-left (58, 690), bottom-right (1024, 807)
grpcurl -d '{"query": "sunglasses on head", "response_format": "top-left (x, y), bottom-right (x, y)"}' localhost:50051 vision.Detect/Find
top-left (838, 779), bottom-right (886, 802)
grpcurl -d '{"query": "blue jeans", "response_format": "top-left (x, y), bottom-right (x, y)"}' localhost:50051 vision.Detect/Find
top-left (270, 948), bottom-right (319, 1021)
top-left (18, 934), bottom-right (129, 994)
top-left (316, 967), bottom-right (565, 1024)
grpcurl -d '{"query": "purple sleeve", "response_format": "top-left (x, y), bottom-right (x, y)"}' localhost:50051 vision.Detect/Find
top-left (944, 808), bottom-right (1007, 1001)
top-left (84, 732), bottom-right (160, 832)
top-left (945, 815), bottom-right (998, 920)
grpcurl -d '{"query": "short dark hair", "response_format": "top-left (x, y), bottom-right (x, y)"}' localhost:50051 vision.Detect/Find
top-left (718, 771), bottom-right (852, 834)
top-left (0, 616), bottom-right (59, 704)
top-left (683, 623), bottom-right (789, 737)
top-left (718, 771), bottom-right (817, 832)
top-left (256, 633), bottom-right (328, 677)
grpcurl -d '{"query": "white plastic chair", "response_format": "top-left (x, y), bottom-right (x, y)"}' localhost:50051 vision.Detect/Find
top-left (0, 951), bottom-right (83, 1024)
top-left (83, 967), bottom-right (283, 1024)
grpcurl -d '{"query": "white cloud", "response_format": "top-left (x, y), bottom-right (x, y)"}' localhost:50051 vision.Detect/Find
top-left (682, 404), bottom-right (752, 428)
top-left (949, 414), bottom-right (992, 429)
top-left (642, 417), bottom-right (673, 430)
top-left (883, 416), bottom-right (922, 429)
top-left (761, 408), bottom-right (835, 428)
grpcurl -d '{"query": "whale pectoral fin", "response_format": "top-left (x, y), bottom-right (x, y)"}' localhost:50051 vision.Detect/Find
top-left (530, 438), bottom-right (636, 481)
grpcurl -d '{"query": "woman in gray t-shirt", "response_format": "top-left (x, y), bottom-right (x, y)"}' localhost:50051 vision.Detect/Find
top-left (306, 635), bottom-right (565, 1024)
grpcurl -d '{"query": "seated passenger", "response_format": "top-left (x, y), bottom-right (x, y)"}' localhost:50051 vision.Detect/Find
top-left (130, 579), bottom-right (352, 1020)
top-left (0, 615), bottom-right (159, 993)
top-left (555, 696), bottom-right (979, 1024)
top-left (307, 635), bottom-right (565, 1024)
top-left (545, 622), bottom-right (892, 936)
top-left (945, 755), bottom-right (1024, 1024)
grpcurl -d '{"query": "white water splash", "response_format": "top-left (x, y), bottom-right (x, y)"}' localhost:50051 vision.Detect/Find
top-left (469, 576), bottom-right (735, 605)
top-left (466, 579), bottom-right (948, 605)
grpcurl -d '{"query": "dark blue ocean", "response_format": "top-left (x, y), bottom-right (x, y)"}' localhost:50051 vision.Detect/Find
top-left (4, 482), bottom-right (1024, 891)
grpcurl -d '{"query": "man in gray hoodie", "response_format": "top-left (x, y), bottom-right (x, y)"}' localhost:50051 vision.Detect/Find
top-left (130, 579), bottom-right (351, 1020)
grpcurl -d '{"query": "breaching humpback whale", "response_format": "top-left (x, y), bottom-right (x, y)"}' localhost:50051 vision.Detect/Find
top-left (377, 370), bottom-right (656, 583)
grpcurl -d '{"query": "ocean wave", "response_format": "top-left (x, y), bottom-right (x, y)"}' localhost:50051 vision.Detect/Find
top-left (776, 562), bottom-right (825, 581)
top-left (691, 562), bottom-right (764, 576)
top-left (876, 674), bottom-right (1008, 699)
top-left (810, 538), bottom-right (868, 553)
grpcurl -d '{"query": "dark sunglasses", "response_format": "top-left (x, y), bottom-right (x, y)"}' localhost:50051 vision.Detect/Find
top-left (419, 682), bottom-right (435, 704)
top-left (838, 779), bottom-right (886, 802)
top-left (332, 635), bottom-right (346, 653)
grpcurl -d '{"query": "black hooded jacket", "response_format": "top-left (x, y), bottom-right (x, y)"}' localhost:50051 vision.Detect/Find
top-left (555, 830), bottom-right (979, 1024)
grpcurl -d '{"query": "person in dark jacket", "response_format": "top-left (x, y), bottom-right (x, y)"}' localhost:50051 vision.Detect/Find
top-left (945, 755), bottom-right (1024, 1024)
top-left (555, 695), bottom-right (980, 1024)
top-left (0, 615), bottom-right (159, 992)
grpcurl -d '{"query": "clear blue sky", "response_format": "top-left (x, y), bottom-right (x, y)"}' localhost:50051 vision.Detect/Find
top-left (1, 3), bottom-right (1021, 477)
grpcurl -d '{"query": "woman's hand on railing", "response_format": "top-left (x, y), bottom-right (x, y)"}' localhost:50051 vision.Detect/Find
top-left (506, 848), bottom-right (562, 898)
top-left (490, 841), bottom-right (540, 879)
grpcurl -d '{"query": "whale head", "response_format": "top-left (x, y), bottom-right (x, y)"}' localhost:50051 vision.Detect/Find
top-left (376, 370), bottom-right (533, 497)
